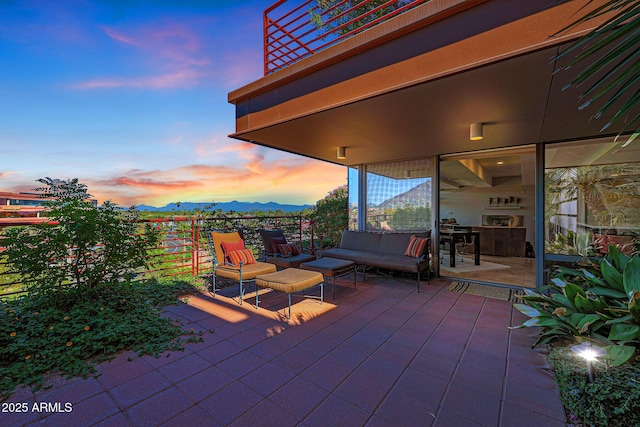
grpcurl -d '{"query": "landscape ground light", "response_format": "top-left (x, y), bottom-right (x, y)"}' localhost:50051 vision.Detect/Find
top-left (571, 341), bottom-right (606, 383)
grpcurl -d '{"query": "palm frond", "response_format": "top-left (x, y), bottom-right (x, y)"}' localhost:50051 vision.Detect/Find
top-left (556, 0), bottom-right (640, 144)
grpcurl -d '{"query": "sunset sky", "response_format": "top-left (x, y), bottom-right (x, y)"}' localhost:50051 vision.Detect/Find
top-left (0, 0), bottom-right (346, 207)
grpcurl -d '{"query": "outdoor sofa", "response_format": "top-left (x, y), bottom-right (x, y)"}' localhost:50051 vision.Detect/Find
top-left (321, 230), bottom-right (431, 291)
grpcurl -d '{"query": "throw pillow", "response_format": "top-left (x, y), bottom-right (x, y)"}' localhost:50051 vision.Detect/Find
top-left (405, 235), bottom-right (428, 258)
top-left (221, 239), bottom-right (245, 254)
top-left (226, 249), bottom-right (256, 266)
top-left (277, 243), bottom-right (300, 257)
top-left (270, 235), bottom-right (287, 253)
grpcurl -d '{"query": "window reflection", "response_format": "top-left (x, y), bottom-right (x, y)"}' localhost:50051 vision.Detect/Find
top-left (545, 139), bottom-right (640, 257)
top-left (365, 159), bottom-right (432, 232)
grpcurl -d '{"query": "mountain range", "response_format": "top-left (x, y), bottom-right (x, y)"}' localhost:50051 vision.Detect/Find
top-left (135, 201), bottom-right (311, 213)
top-left (376, 181), bottom-right (432, 209)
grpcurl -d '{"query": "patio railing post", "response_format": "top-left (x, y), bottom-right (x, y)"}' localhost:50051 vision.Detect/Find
top-left (191, 217), bottom-right (196, 277)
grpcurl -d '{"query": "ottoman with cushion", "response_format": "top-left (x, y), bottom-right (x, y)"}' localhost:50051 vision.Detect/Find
top-left (300, 257), bottom-right (356, 298)
top-left (254, 268), bottom-right (324, 319)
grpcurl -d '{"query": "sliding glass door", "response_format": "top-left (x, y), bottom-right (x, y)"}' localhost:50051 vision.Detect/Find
top-left (438, 147), bottom-right (537, 288)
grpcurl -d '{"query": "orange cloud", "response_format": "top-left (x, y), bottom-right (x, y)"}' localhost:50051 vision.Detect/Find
top-left (84, 157), bottom-right (345, 207)
top-left (100, 176), bottom-right (202, 190)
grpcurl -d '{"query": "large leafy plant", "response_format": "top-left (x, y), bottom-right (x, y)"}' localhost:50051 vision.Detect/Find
top-left (557, 0), bottom-right (640, 145)
top-left (514, 246), bottom-right (640, 365)
top-left (2, 178), bottom-right (160, 299)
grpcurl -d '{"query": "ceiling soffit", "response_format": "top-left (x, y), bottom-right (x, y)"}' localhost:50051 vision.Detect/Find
top-left (230, 0), bottom-right (629, 167)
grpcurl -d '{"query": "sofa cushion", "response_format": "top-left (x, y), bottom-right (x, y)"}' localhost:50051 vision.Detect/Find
top-left (322, 248), bottom-right (377, 265)
top-left (322, 248), bottom-right (425, 273)
top-left (379, 233), bottom-right (413, 255)
top-left (339, 230), bottom-right (381, 252)
top-left (369, 253), bottom-right (425, 273)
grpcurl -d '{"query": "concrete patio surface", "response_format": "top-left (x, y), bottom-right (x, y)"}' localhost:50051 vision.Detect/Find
top-left (4, 276), bottom-right (567, 426)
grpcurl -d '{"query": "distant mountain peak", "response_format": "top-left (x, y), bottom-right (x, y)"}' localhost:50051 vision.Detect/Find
top-left (135, 200), bottom-right (311, 213)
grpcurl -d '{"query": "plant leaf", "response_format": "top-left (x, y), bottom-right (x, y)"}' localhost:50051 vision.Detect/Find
top-left (623, 256), bottom-right (640, 295)
top-left (600, 258), bottom-right (625, 291)
top-left (564, 282), bottom-right (586, 306)
top-left (513, 303), bottom-right (540, 318)
top-left (608, 245), bottom-right (630, 272)
top-left (629, 290), bottom-right (640, 323)
top-left (574, 294), bottom-right (596, 313)
top-left (589, 286), bottom-right (626, 299)
top-left (580, 268), bottom-right (605, 286)
top-left (576, 313), bottom-right (601, 333)
top-left (605, 314), bottom-right (635, 324)
top-left (551, 293), bottom-right (575, 309)
top-left (608, 323), bottom-right (640, 341)
top-left (604, 344), bottom-right (636, 366)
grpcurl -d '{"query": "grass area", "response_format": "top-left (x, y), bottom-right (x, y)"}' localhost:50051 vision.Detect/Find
top-left (0, 278), bottom-right (204, 400)
top-left (548, 346), bottom-right (640, 427)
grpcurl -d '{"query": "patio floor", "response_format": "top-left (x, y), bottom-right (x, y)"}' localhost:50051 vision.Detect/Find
top-left (6, 276), bottom-right (567, 426)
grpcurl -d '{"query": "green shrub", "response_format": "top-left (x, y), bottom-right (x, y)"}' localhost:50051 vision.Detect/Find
top-left (513, 246), bottom-right (640, 365)
top-left (1, 178), bottom-right (160, 297)
top-left (0, 278), bottom-right (201, 400)
top-left (310, 185), bottom-right (348, 248)
top-left (549, 346), bottom-right (640, 427)
top-left (0, 178), bottom-right (203, 399)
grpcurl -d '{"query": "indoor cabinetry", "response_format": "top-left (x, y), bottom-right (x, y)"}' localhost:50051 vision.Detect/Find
top-left (477, 226), bottom-right (526, 257)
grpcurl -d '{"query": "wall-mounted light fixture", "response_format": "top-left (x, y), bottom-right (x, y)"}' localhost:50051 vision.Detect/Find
top-left (470, 123), bottom-right (483, 141)
top-left (337, 146), bottom-right (346, 159)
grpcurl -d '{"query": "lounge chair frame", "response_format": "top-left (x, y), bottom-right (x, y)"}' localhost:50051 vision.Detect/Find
top-left (205, 228), bottom-right (276, 305)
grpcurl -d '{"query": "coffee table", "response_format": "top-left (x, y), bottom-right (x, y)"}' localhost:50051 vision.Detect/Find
top-left (300, 257), bottom-right (356, 298)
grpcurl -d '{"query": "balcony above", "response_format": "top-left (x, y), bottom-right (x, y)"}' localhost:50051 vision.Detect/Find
top-left (263, 0), bottom-right (433, 75)
top-left (229, 0), bottom-right (621, 167)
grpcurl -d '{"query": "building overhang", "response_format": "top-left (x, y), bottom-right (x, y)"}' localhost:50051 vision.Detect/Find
top-left (229, 0), bottom-right (631, 166)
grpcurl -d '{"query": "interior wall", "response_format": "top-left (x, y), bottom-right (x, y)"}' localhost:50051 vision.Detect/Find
top-left (440, 177), bottom-right (536, 247)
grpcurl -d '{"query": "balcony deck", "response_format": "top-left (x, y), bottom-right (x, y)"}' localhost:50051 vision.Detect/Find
top-left (6, 276), bottom-right (566, 426)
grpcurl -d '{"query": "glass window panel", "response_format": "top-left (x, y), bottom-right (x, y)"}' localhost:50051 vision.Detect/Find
top-left (348, 167), bottom-right (359, 230)
top-left (545, 139), bottom-right (640, 256)
top-left (365, 158), bottom-right (432, 232)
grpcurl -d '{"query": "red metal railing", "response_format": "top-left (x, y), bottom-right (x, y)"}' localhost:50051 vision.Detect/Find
top-left (0, 215), bottom-right (313, 297)
top-left (264, 0), bottom-right (428, 74)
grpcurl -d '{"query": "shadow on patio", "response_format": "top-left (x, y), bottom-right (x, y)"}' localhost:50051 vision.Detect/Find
top-left (6, 276), bottom-right (566, 426)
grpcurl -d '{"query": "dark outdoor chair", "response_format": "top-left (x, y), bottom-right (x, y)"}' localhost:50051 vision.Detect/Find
top-left (439, 224), bottom-right (471, 264)
top-left (206, 228), bottom-right (276, 304)
top-left (257, 228), bottom-right (315, 269)
top-left (453, 225), bottom-right (476, 260)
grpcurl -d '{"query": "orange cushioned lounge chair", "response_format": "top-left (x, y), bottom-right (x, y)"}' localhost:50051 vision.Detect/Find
top-left (207, 229), bottom-right (276, 305)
